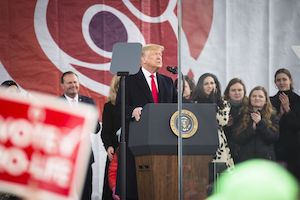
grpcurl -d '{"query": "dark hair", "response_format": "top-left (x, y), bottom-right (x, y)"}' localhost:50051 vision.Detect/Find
top-left (274, 68), bottom-right (293, 90)
top-left (184, 75), bottom-right (196, 93)
top-left (174, 75), bottom-right (196, 97)
top-left (61, 71), bottom-right (78, 84)
top-left (224, 78), bottom-right (247, 101)
top-left (193, 73), bottom-right (221, 101)
top-left (191, 73), bottom-right (225, 110)
top-left (1, 80), bottom-right (19, 88)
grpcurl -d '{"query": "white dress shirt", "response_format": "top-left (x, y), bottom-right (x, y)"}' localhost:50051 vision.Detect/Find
top-left (141, 67), bottom-right (159, 92)
top-left (64, 94), bottom-right (79, 106)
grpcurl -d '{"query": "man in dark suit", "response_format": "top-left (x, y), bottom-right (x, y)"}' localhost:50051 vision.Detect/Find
top-left (60, 71), bottom-right (100, 200)
top-left (116, 44), bottom-right (177, 200)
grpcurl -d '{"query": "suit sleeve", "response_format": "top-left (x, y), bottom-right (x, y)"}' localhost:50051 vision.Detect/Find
top-left (83, 96), bottom-right (101, 134)
top-left (161, 75), bottom-right (178, 103)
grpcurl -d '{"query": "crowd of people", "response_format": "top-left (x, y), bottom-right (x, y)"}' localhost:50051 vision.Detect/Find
top-left (99, 44), bottom-right (300, 200)
top-left (1, 43), bottom-right (300, 200)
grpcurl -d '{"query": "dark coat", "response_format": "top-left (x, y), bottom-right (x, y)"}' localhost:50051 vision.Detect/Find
top-left (100, 101), bottom-right (120, 150)
top-left (270, 90), bottom-right (300, 160)
top-left (61, 94), bottom-right (101, 133)
top-left (115, 69), bottom-right (177, 199)
top-left (233, 114), bottom-right (279, 163)
top-left (270, 90), bottom-right (300, 182)
top-left (122, 69), bottom-right (177, 122)
top-left (61, 94), bottom-right (100, 200)
top-left (223, 101), bottom-right (244, 163)
top-left (100, 101), bottom-right (120, 200)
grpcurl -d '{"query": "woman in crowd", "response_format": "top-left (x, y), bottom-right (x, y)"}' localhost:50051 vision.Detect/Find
top-left (100, 75), bottom-right (121, 200)
top-left (270, 68), bottom-right (300, 182)
top-left (191, 73), bottom-right (234, 168)
top-left (174, 75), bottom-right (196, 102)
top-left (233, 86), bottom-right (279, 163)
top-left (223, 78), bottom-right (248, 163)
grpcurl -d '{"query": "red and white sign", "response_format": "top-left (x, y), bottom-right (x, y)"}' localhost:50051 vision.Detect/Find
top-left (0, 89), bottom-right (98, 200)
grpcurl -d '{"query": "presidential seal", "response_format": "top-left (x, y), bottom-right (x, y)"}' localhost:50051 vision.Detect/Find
top-left (170, 109), bottom-right (198, 138)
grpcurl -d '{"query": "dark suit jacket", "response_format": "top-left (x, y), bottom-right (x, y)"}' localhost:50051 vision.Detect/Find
top-left (61, 94), bottom-right (100, 200)
top-left (115, 69), bottom-right (177, 199)
top-left (122, 69), bottom-right (177, 120)
top-left (61, 95), bottom-right (101, 133)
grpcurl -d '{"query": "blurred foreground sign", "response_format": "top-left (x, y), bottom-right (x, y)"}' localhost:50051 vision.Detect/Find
top-left (0, 89), bottom-right (98, 200)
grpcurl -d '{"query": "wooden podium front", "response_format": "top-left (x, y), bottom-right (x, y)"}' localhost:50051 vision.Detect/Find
top-left (129, 104), bottom-right (218, 200)
top-left (135, 155), bottom-right (212, 200)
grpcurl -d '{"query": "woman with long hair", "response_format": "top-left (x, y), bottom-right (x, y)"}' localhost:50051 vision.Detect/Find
top-left (192, 73), bottom-right (234, 168)
top-left (174, 75), bottom-right (196, 102)
top-left (270, 68), bottom-right (300, 182)
top-left (101, 75), bottom-right (121, 200)
top-left (233, 86), bottom-right (279, 163)
top-left (223, 78), bottom-right (248, 163)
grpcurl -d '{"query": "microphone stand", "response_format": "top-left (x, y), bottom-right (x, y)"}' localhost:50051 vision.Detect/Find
top-left (118, 72), bottom-right (128, 200)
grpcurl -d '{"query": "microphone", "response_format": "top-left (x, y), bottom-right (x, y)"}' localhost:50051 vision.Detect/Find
top-left (166, 66), bottom-right (178, 74)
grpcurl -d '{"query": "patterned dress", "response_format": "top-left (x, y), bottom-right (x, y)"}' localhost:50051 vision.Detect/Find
top-left (212, 100), bottom-right (235, 168)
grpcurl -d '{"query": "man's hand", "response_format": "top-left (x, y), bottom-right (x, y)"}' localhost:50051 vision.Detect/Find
top-left (132, 107), bottom-right (143, 121)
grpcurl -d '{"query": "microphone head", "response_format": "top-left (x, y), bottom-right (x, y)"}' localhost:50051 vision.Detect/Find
top-left (166, 66), bottom-right (178, 74)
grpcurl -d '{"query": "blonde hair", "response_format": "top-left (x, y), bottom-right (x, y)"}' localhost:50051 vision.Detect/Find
top-left (107, 75), bottom-right (120, 105)
top-left (142, 44), bottom-right (164, 56)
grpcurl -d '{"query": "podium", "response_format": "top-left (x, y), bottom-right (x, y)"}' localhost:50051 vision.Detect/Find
top-left (129, 103), bottom-right (218, 200)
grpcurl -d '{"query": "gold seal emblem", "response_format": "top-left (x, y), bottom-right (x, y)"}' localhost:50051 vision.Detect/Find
top-left (170, 109), bottom-right (198, 138)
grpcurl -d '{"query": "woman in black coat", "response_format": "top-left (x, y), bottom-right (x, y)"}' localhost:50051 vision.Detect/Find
top-left (270, 68), bottom-right (300, 182)
top-left (223, 78), bottom-right (248, 163)
top-left (100, 76), bottom-right (121, 200)
top-left (233, 86), bottom-right (279, 163)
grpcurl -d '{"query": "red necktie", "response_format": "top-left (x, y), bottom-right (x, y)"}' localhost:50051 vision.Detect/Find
top-left (150, 74), bottom-right (158, 103)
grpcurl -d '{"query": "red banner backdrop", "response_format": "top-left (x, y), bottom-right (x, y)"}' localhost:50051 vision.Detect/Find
top-left (0, 0), bottom-right (213, 119)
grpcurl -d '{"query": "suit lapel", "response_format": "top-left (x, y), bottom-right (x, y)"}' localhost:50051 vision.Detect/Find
top-left (135, 69), bottom-right (154, 103)
top-left (156, 73), bottom-right (165, 103)
top-left (78, 95), bottom-right (83, 103)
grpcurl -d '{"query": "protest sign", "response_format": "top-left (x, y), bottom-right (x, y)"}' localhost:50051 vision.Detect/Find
top-left (0, 89), bottom-right (98, 200)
